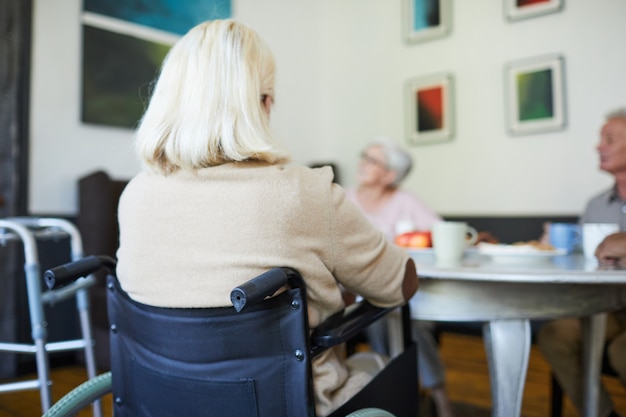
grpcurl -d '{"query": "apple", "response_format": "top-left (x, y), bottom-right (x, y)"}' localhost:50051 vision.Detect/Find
top-left (394, 231), bottom-right (432, 248)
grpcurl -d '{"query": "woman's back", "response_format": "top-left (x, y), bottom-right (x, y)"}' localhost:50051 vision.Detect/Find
top-left (117, 163), bottom-right (407, 327)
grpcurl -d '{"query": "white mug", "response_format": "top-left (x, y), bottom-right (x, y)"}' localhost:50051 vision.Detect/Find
top-left (582, 223), bottom-right (620, 259)
top-left (432, 221), bottom-right (478, 264)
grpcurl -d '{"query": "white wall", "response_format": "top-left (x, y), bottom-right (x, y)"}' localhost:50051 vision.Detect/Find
top-left (29, 0), bottom-right (326, 214)
top-left (320, 0), bottom-right (626, 216)
top-left (29, 0), bottom-right (626, 216)
top-left (30, 0), bottom-right (137, 215)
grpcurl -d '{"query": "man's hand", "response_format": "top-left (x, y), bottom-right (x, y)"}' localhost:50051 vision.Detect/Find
top-left (475, 231), bottom-right (499, 245)
top-left (595, 232), bottom-right (626, 266)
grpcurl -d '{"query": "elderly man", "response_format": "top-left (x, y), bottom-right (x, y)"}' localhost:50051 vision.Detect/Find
top-left (538, 108), bottom-right (626, 417)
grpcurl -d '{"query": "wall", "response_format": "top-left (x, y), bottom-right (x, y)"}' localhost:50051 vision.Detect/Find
top-left (28, 0), bottom-right (326, 214)
top-left (320, 0), bottom-right (626, 216)
top-left (29, 0), bottom-right (626, 216)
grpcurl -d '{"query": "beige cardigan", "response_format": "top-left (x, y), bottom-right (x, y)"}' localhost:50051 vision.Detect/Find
top-left (116, 162), bottom-right (410, 416)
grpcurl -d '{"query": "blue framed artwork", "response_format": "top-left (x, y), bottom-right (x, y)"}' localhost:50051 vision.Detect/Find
top-left (505, 54), bottom-right (566, 136)
top-left (83, 0), bottom-right (231, 35)
top-left (81, 0), bottom-right (231, 129)
top-left (403, 0), bottom-right (451, 44)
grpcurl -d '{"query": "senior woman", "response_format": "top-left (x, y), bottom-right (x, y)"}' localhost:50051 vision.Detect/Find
top-left (346, 139), bottom-right (456, 417)
top-left (115, 19), bottom-right (418, 417)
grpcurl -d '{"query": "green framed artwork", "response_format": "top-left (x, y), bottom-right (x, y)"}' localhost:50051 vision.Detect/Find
top-left (505, 54), bottom-right (566, 136)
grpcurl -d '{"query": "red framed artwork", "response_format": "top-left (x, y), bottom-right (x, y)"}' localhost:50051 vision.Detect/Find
top-left (505, 0), bottom-right (564, 22)
top-left (404, 73), bottom-right (454, 146)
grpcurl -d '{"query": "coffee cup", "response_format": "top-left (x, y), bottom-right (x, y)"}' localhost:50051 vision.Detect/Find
top-left (432, 221), bottom-right (478, 264)
top-left (548, 223), bottom-right (581, 253)
top-left (582, 223), bottom-right (620, 259)
top-left (395, 219), bottom-right (416, 236)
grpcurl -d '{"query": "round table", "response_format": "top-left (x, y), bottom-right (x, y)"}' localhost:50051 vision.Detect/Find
top-left (387, 251), bottom-right (626, 417)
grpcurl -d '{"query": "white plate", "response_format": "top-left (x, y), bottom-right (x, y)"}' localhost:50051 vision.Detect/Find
top-left (476, 243), bottom-right (566, 264)
top-left (406, 247), bottom-right (477, 257)
top-left (406, 247), bottom-right (434, 255)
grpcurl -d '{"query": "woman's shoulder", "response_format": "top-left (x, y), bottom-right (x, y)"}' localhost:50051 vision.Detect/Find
top-left (281, 163), bottom-right (335, 187)
top-left (290, 163), bottom-right (334, 178)
top-left (123, 163), bottom-right (337, 196)
top-left (391, 188), bottom-right (426, 205)
top-left (122, 170), bottom-right (164, 191)
top-left (389, 189), bottom-right (440, 218)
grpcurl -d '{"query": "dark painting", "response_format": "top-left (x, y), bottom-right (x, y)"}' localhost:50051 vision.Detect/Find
top-left (81, 25), bottom-right (170, 128)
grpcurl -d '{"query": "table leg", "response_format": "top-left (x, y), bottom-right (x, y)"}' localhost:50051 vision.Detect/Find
top-left (482, 319), bottom-right (530, 417)
top-left (386, 310), bottom-right (403, 358)
top-left (581, 313), bottom-right (607, 417)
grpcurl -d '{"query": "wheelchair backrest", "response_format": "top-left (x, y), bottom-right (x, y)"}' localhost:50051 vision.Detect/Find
top-left (106, 273), bottom-right (315, 417)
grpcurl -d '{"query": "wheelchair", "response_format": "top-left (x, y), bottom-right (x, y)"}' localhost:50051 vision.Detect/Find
top-left (42, 255), bottom-right (419, 417)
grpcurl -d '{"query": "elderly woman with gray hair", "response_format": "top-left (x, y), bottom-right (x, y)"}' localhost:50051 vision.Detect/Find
top-left (346, 138), bottom-right (456, 417)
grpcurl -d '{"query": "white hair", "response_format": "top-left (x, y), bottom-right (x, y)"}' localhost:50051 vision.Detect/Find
top-left (606, 108), bottom-right (626, 121)
top-left (135, 19), bottom-right (289, 175)
top-left (367, 137), bottom-right (413, 187)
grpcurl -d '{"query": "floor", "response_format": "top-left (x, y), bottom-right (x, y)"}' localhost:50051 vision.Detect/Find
top-left (0, 332), bottom-right (625, 416)
top-left (441, 332), bottom-right (626, 417)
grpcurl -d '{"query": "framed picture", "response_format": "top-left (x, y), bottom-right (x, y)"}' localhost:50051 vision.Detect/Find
top-left (505, 0), bottom-right (564, 22)
top-left (80, 0), bottom-right (231, 129)
top-left (404, 73), bottom-right (454, 145)
top-left (505, 54), bottom-right (566, 136)
top-left (403, 0), bottom-right (451, 44)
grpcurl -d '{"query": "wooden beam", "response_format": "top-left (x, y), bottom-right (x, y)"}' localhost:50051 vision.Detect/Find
top-left (0, 0), bottom-right (32, 216)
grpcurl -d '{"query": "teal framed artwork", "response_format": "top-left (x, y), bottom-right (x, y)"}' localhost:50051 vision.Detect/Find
top-left (505, 54), bottom-right (566, 136)
top-left (403, 0), bottom-right (451, 44)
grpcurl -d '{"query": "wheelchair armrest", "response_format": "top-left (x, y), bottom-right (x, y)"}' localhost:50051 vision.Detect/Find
top-left (310, 301), bottom-right (396, 357)
top-left (44, 255), bottom-right (116, 290)
top-left (230, 267), bottom-right (302, 312)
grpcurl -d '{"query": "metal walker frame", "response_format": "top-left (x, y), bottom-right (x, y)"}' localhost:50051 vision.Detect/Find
top-left (0, 217), bottom-right (101, 416)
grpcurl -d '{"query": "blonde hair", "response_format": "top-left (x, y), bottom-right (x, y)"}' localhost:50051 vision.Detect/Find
top-left (135, 19), bottom-right (289, 174)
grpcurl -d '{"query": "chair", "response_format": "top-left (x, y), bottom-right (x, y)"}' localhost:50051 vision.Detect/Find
top-left (76, 170), bottom-right (129, 371)
top-left (0, 217), bottom-right (101, 416)
top-left (42, 255), bottom-right (419, 417)
top-left (550, 343), bottom-right (619, 417)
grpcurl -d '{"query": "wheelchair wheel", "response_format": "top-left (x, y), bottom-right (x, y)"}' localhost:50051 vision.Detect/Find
top-left (345, 408), bottom-right (396, 417)
top-left (43, 372), bottom-right (112, 417)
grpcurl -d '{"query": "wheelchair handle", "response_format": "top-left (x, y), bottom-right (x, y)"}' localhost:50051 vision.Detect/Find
top-left (230, 267), bottom-right (291, 312)
top-left (45, 255), bottom-right (116, 290)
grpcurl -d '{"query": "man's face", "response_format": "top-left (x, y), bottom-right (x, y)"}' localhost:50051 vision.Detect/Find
top-left (597, 117), bottom-right (626, 175)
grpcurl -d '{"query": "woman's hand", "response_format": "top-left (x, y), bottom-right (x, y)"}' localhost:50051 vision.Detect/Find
top-left (595, 232), bottom-right (626, 266)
